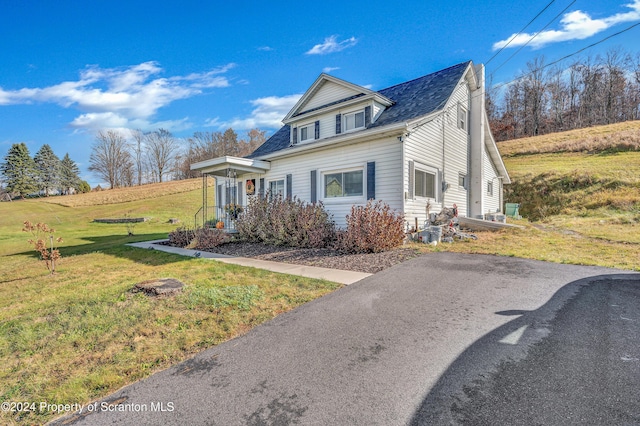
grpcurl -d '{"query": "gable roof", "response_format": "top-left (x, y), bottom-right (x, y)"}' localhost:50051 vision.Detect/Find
top-left (248, 61), bottom-right (472, 159)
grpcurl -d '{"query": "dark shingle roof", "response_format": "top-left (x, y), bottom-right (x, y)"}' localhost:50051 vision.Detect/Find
top-left (247, 61), bottom-right (471, 159)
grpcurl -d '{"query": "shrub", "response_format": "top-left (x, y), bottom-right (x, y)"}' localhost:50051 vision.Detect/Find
top-left (335, 200), bottom-right (405, 253)
top-left (236, 194), bottom-right (335, 248)
top-left (168, 226), bottom-right (196, 247)
top-left (193, 227), bottom-right (229, 249)
top-left (22, 221), bottom-right (63, 274)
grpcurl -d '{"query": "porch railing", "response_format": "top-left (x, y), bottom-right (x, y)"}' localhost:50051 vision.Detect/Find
top-left (194, 205), bottom-right (245, 231)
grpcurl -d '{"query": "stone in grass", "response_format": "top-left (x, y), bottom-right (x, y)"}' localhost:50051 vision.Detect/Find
top-left (134, 278), bottom-right (184, 297)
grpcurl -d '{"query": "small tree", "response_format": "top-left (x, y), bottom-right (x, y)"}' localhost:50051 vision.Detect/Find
top-left (23, 221), bottom-right (63, 274)
top-left (1, 143), bottom-right (37, 198)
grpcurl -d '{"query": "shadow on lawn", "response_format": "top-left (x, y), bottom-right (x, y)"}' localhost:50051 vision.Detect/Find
top-left (10, 233), bottom-right (190, 266)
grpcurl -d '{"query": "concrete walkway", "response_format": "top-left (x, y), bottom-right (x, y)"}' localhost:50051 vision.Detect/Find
top-left (127, 240), bottom-right (372, 285)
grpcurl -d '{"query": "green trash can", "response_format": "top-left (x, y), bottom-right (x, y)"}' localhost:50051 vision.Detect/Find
top-left (505, 203), bottom-right (520, 218)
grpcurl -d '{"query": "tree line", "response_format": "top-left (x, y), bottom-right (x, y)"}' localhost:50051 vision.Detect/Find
top-left (1, 143), bottom-right (87, 199)
top-left (487, 47), bottom-right (640, 141)
top-left (89, 127), bottom-right (266, 189)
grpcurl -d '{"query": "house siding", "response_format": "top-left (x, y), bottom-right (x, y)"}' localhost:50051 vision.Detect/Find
top-left (402, 82), bottom-right (470, 226)
top-left (302, 81), bottom-right (361, 112)
top-left (264, 136), bottom-right (403, 227)
top-left (482, 143), bottom-right (500, 214)
top-left (292, 101), bottom-right (376, 144)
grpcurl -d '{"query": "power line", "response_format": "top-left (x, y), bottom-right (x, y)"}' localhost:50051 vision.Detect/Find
top-left (485, 0), bottom-right (557, 66)
top-left (490, 0), bottom-right (577, 78)
top-left (490, 20), bottom-right (640, 93)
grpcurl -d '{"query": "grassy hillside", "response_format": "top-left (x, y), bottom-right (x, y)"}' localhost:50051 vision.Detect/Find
top-left (0, 179), bottom-right (338, 425)
top-left (500, 121), bottom-right (640, 223)
top-left (419, 121), bottom-right (639, 270)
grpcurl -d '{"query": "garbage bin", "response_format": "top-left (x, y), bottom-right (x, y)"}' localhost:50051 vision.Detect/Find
top-left (505, 203), bottom-right (520, 218)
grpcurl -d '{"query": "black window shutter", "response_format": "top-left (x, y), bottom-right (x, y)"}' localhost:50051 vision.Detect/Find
top-left (259, 178), bottom-right (265, 198)
top-left (286, 174), bottom-right (292, 199)
top-left (292, 127), bottom-right (298, 145)
top-left (310, 170), bottom-right (317, 203)
top-left (366, 162), bottom-right (375, 200)
top-left (237, 181), bottom-right (243, 205)
top-left (364, 106), bottom-right (372, 127)
top-left (335, 114), bottom-right (342, 134)
top-left (217, 184), bottom-right (223, 207)
top-left (314, 121), bottom-right (320, 139)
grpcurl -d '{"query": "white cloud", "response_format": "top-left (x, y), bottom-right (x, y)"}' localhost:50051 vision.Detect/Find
top-left (0, 61), bottom-right (235, 132)
top-left (322, 66), bottom-right (340, 73)
top-left (492, 0), bottom-right (640, 50)
top-left (306, 35), bottom-right (358, 55)
top-left (258, 46), bottom-right (274, 51)
top-left (219, 94), bottom-right (303, 130)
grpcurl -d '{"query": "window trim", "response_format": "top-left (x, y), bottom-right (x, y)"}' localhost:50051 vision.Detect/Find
top-left (320, 166), bottom-right (365, 202)
top-left (458, 104), bottom-right (468, 132)
top-left (299, 123), bottom-right (315, 143)
top-left (458, 173), bottom-right (468, 190)
top-left (342, 109), bottom-right (366, 133)
top-left (268, 178), bottom-right (286, 199)
top-left (413, 164), bottom-right (438, 200)
top-left (487, 181), bottom-right (494, 196)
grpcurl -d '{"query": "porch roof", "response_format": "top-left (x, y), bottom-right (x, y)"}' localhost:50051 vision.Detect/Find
top-left (190, 156), bottom-right (270, 177)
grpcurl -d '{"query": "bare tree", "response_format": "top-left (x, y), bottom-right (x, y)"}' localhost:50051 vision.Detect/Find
top-left (89, 130), bottom-right (133, 189)
top-left (130, 129), bottom-right (146, 186)
top-left (489, 48), bottom-right (640, 141)
top-left (145, 129), bottom-right (179, 183)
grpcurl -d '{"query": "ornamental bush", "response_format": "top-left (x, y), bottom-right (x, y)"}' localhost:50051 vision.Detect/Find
top-left (168, 226), bottom-right (196, 247)
top-left (193, 227), bottom-right (229, 249)
top-left (335, 200), bottom-right (405, 253)
top-left (236, 194), bottom-right (335, 248)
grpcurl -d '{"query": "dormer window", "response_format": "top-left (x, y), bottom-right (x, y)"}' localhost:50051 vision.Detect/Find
top-left (343, 110), bottom-right (365, 132)
top-left (300, 124), bottom-right (314, 142)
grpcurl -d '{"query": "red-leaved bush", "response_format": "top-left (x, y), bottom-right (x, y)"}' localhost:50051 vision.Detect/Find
top-left (236, 194), bottom-right (335, 248)
top-left (335, 200), bottom-right (405, 253)
top-left (193, 227), bottom-right (229, 249)
top-left (168, 226), bottom-right (195, 247)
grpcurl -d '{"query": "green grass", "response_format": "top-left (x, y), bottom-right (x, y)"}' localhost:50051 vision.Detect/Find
top-left (422, 122), bottom-right (640, 271)
top-left (0, 181), bottom-right (339, 425)
top-left (3, 122), bottom-right (640, 423)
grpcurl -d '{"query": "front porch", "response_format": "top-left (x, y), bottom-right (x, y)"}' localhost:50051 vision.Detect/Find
top-left (194, 205), bottom-right (246, 231)
top-left (190, 155), bottom-right (270, 230)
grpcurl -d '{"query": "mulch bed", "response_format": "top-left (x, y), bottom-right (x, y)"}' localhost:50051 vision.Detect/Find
top-left (160, 240), bottom-right (420, 274)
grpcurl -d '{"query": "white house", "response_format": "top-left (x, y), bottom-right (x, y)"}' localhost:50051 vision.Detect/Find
top-left (191, 61), bottom-right (510, 229)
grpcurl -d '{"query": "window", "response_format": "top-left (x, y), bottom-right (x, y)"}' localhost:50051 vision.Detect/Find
top-left (458, 105), bottom-right (468, 132)
top-left (324, 170), bottom-right (363, 198)
top-left (415, 169), bottom-right (436, 198)
top-left (299, 124), bottom-right (314, 142)
top-left (459, 173), bottom-right (468, 189)
top-left (487, 181), bottom-right (494, 196)
top-left (269, 179), bottom-right (285, 198)
top-left (343, 110), bottom-right (365, 132)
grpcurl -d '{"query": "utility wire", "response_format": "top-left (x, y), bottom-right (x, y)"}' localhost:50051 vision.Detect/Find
top-left (489, 21), bottom-right (640, 94)
top-left (410, 20), bottom-right (640, 132)
top-left (485, 0), bottom-right (557, 66)
top-left (490, 0), bottom-right (577, 78)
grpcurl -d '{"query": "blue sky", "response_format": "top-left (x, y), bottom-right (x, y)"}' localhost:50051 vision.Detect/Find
top-left (1, 0), bottom-right (639, 186)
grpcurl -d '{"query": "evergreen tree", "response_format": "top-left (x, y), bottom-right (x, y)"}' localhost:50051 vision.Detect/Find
top-left (0, 143), bottom-right (37, 198)
top-left (34, 144), bottom-right (61, 196)
top-left (59, 153), bottom-right (81, 195)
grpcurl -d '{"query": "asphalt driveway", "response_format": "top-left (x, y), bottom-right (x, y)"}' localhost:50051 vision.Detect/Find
top-left (52, 253), bottom-right (638, 425)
